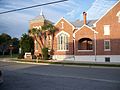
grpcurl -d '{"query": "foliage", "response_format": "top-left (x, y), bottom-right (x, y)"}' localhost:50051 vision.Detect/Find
top-left (0, 33), bottom-right (11, 55)
top-left (0, 33), bottom-right (19, 55)
top-left (10, 38), bottom-right (19, 53)
top-left (42, 47), bottom-right (49, 60)
top-left (29, 22), bottom-right (56, 60)
top-left (20, 33), bottom-right (34, 55)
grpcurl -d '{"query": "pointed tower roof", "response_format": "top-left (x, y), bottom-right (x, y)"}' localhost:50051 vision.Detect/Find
top-left (40, 8), bottom-right (43, 16)
top-left (31, 9), bottom-right (45, 22)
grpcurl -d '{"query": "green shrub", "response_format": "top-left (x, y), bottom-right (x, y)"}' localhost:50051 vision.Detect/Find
top-left (42, 47), bottom-right (48, 60)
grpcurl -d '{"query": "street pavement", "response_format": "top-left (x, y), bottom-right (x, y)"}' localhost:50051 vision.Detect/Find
top-left (0, 61), bottom-right (120, 90)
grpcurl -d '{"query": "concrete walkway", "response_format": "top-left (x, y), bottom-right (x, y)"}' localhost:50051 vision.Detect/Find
top-left (0, 58), bottom-right (120, 69)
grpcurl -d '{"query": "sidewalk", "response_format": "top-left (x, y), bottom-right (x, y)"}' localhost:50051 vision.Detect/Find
top-left (62, 60), bottom-right (120, 65)
top-left (0, 58), bottom-right (120, 67)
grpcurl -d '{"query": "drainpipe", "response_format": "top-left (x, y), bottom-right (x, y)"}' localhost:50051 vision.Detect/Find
top-left (73, 38), bottom-right (75, 61)
top-left (94, 32), bottom-right (97, 62)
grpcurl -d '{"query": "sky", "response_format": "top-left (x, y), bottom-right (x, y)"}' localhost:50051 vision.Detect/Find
top-left (0, 0), bottom-right (118, 38)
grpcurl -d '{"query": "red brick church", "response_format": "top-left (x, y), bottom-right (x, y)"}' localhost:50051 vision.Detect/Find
top-left (29, 1), bottom-right (120, 62)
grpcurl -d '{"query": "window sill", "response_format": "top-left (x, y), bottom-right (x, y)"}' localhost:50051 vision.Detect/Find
top-left (78, 50), bottom-right (93, 52)
top-left (104, 49), bottom-right (111, 51)
top-left (57, 50), bottom-right (69, 52)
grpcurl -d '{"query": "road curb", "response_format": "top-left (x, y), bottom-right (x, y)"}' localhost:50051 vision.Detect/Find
top-left (0, 59), bottom-right (50, 65)
top-left (1, 59), bottom-right (120, 69)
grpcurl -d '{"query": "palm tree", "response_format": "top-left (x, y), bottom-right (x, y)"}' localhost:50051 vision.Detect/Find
top-left (29, 23), bottom-right (56, 59)
top-left (41, 25), bottom-right (48, 48)
top-left (41, 23), bottom-right (56, 49)
top-left (47, 24), bottom-right (56, 55)
top-left (28, 28), bottom-right (43, 50)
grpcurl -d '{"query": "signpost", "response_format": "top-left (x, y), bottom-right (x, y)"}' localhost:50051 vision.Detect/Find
top-left (9, 45), bottom-right (13, 57)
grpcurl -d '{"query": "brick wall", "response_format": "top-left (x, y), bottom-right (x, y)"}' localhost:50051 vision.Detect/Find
top-left (53, 18), bottom-right (74, 55)
top-left (95, 2), bottom-right (120, 55)
top-left (75, 25), bottom-right (95, 55)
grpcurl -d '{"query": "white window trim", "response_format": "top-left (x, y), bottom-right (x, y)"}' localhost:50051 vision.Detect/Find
top-left (78, 50), bottom-right (93, 52)
top-left (104, 25), bottom-right (110, 35)
top-left (118, 17), bottom-right (120, 23)
top-left (57, 50), bottom-right (69, 52)
top-left (56, 31), bottom-right (70, 37)
top-left (104, 40), bottom-right (111, 51)
top-left (116, 11), bottom-right (120, 23)
top-left (33, 26), bottom-right (41, 29)
top-left (57, 32), bottom-right (69, 51)
top-left (61, 21), bottom-right (64, 29)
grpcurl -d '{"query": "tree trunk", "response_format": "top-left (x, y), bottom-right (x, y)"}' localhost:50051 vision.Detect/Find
top-left (2, 50), bottom-right (5, 56)
top-left (34, 35), bottom-right (42, 50)
top-left (50, 33), bottom-right (54, 55)
top-left (43, 32), bottom-right (46, 48)
top-left (39, 36), bottom-right (44, 48)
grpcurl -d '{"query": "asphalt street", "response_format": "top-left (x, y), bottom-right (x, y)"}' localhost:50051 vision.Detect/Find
top-left (0, 61), bottom-right (120, 90)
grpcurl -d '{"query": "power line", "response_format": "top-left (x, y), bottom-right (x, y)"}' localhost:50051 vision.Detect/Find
top-left (0, 0), bottom-right (68, 14)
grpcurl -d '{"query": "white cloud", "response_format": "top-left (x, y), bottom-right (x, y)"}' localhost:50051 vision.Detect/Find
top-left (64, 0), bottom-right (82, 21)
top-left (87, 0), bottom-right (117, 20)
top-left (0, 9), bottom-right (34, 38)
top-left (0, 0), bottom-right (118, 38)
top-left (65, 8), bottom-right (81, 21)
top-left (64, 0), bottom-right (118, 21)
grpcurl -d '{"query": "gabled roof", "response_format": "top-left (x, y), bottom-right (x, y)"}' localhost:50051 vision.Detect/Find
top-left (54, 17), bottom-right (75, 29)
top-left (71, 19), bottom-right (82, 28)
top-left (30, 15), bottom-right (53, 25)
top-left (75, 24), bottom-right (98, 34)
top-left (93, 0), bottom-right (120, 27)
top-left (45, 20), bottom-right (54, 25)
top-left (73, 24), bottom-right (98, 38)
top-left (71, 19), bottom-right (97, 28)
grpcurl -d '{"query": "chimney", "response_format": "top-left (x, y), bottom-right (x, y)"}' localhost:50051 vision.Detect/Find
top-left (83, 12), bottom-right (87, 25)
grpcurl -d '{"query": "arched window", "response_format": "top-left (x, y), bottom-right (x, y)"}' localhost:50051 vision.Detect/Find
top-left (116, 11), bottom-right (120, 23)
top-left (57, 33), bottom-right (69, 50)
top-left (78, 38), bottom-right (93, 50)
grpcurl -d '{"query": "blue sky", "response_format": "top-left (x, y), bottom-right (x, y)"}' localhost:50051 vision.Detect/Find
top-left (0, 0), bottom-right (118, 38)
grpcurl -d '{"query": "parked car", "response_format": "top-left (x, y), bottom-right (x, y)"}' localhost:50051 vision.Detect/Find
top-left (0, 70), bottom-right (3, 84)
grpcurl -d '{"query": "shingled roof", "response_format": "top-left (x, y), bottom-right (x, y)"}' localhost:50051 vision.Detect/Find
top-left (30, 15), bottom-right (45, 22)
top-left (71, 19), bottom-right (97, 28)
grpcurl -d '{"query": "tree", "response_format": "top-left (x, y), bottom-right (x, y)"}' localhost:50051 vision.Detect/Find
top-left (0, 33), bottom-right (20, 56)
top-left (20, 33), bottom-right (34, 55)
top-left (29, 23), bottom-right (56, 48)
top-left (0, 33), bottom-right (11, 55)
top-left (47, 24), bottom-right (56, 55)
top-left (10, 38), bottom-right (19, 54)
top-left (29, 28), bottom-right (43, 50)
top-left (29, 23), bottom-right (56, 59)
